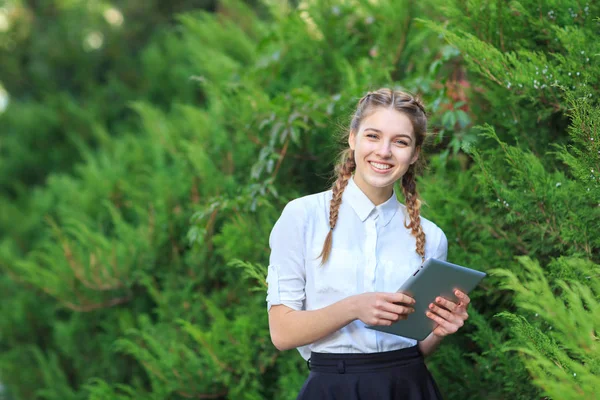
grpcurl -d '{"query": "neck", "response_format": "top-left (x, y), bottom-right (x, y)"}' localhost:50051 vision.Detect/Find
top-left (353, 179), bottom-right (394, 206)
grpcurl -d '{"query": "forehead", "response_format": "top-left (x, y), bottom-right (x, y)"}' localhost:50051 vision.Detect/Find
top-left (359, 108), bottom-right (415, 138)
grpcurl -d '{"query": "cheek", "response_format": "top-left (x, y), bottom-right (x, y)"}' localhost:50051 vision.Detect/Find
top-left (395, 150), bottom-right (415, 163)
top-left (355, 142), bottom-right (374, 156)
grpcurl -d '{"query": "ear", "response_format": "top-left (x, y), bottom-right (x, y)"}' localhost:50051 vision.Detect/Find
top-left (410, 146), bottom-right (420, 165)
top-left (348, 131), bottom-right (356, 150)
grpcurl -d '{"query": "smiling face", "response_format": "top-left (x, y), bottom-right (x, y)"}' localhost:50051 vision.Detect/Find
top-left (348, 107), bottom-right (420, 205)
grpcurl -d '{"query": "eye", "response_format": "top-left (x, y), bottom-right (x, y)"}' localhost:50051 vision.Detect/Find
top-left (396, 140), bottom-right (409, 146)
top-left (366, 134), bottom-right (378, 139)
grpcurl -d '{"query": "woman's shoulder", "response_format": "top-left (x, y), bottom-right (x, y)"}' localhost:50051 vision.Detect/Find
top-left (421, 214), bottom-right (446, 238)
top-left (397, 203), bottom-right (447, 240)
top-left (283, 189), bottom-right (331, 214)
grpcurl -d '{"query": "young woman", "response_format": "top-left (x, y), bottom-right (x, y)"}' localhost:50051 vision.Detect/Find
top-left (266, 88), bottom-right (471, 399)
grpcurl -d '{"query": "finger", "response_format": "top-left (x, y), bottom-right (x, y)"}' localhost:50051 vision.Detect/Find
top-left (375, 310), bottom-right (406, 322)
top-left (435, 297), bottom-right (458, 312)
top-left (370, 315), bottom-right (407, 326)
top-left (376, 300), bottom-right (415, 314)
top-left (374, 297), bottom-right (414, 315)
top-left (454, 289), bottom-right (471, 306)
top-left (428, 303), bottom-right (462, 323)
top-left (426, 311), bottom-right (460, 333)
top-left (381, 302), bottom-right (415, 316)
top-left (387, 292), bottom-right (415, 305)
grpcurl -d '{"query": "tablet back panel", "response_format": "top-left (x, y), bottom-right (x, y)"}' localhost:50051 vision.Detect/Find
top-left (367, 258), bottom-right (486, 340)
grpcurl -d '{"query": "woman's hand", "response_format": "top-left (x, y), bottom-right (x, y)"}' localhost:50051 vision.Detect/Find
top-left (426, 289), bottom-right (470, 337)
top-left (352, 292), bottom-right (416, 326)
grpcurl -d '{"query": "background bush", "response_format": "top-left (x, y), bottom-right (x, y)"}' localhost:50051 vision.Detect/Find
top-left (0, 0), bottom-right (597, 399)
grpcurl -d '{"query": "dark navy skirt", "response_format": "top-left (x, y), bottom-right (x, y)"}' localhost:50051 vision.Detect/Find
top-left (296, 346), bottom-right (443, 400)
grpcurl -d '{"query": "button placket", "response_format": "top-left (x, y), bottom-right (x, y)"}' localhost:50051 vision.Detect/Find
top-left (363, 212), bottom-right (378, 293)
top-left (364, 211), bottom-right (379, 351)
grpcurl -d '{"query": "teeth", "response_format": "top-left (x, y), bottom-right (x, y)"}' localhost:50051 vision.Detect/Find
top-left (370, 162), bottom-right (391, 170)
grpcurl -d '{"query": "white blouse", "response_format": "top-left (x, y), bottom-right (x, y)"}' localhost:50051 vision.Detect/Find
top-left (266, 176), bottom-right (448, 360)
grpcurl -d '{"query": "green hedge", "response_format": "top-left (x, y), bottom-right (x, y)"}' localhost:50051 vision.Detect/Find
top-left (0, 0), bottom-right (598, 399)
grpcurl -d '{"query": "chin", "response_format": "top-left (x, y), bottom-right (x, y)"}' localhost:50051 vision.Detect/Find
top-left (364, 176), bottom-right (398, 189)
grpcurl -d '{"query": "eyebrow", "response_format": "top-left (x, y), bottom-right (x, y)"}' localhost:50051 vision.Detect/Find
top-left (364, 128), bottom-right (413, 140)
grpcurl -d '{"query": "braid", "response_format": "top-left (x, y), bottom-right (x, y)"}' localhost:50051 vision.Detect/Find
top-left (401, 166), bottom-right (426, 263)
top-left (411, 96), bottom-right (427, 116)
top-left (318, 149), bottom-right (356, 265)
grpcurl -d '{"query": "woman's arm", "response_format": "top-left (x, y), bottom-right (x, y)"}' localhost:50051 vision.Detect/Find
top-left (418, 333), bottom-right (444, 357)
top-left (268, 292), bottom-right (415, 351)
top-left (269, 298), bottom-right (356, 351)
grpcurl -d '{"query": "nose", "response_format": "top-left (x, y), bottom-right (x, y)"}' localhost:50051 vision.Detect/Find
top-left (375, 141), bottom-right (392, 158)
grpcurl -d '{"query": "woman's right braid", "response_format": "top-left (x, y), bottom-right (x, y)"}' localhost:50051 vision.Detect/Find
top-left (318, 149), bottom-right (356, 265)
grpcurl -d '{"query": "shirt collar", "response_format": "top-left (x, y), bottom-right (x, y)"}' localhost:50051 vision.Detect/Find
top-left (344, 176), bottom-right (399, 227)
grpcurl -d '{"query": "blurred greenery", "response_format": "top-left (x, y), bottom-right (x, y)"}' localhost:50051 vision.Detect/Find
top-left (0, 0), bottom-right (598, 399)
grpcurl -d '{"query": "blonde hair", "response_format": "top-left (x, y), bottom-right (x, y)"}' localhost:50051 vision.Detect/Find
top-left (318, 88), bottom-right (428, 265)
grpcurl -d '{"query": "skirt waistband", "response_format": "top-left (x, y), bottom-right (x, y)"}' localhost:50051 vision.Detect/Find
top-left (307, 346), bottom-right (424, 374)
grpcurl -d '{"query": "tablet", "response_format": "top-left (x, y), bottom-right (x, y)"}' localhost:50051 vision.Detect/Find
top-left (366, 258), bottom-right (486, 340)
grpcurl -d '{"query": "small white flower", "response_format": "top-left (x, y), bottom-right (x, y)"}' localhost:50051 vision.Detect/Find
top-left (556, 182), bottom-right (561, 187)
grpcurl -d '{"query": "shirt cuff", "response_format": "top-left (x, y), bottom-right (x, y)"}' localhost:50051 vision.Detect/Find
top-left (266, 264), bottom-right (304, 312)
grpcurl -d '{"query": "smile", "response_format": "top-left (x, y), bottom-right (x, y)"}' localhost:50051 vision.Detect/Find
top-left (369, 161), bottom-right (393, 172)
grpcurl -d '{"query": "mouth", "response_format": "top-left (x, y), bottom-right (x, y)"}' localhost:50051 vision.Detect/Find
top-left (368, 161), bottom-right (393, 173)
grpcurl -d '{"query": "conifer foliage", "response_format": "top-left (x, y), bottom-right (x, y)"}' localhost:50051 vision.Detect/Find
top-left (417, 2), bottom-right (599, 399)
top-left (0, 0), bottom-right (598, 399)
